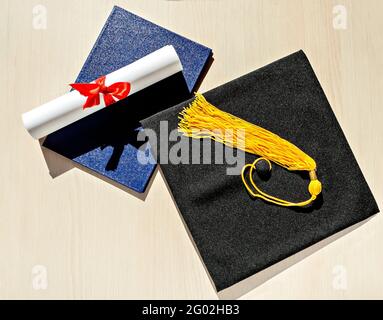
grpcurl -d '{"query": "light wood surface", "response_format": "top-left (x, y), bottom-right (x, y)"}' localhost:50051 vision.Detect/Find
top-left (1, 0), bottom-right (382, 299)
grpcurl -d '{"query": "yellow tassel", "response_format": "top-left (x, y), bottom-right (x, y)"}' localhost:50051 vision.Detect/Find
top-left (178, 93), bottom-right (322, 207)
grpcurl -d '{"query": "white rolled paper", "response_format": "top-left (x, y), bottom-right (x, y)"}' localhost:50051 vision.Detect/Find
top-left (22, 45), bottom-right (183, 139)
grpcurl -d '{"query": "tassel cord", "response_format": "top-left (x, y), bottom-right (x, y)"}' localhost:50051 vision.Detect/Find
top-left (241, 158), bottom-right (320, 207)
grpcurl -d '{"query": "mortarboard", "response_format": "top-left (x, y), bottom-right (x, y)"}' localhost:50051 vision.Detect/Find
top-left (141, 50), bottom-right (379, 297)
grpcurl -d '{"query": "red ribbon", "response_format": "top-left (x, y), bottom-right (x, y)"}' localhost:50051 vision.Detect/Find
top-left (70, 76), bottom-right (131, 109)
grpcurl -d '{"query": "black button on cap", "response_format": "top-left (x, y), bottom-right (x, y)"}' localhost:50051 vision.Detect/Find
top-left (256, 158), bottom-right (271, 180)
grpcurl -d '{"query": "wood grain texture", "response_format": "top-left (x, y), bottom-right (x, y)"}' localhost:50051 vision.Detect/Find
top-left (0, 0), bottom-right (382, 299)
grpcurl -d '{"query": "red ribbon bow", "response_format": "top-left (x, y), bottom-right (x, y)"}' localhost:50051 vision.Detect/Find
top-left (70, 76), bottom-right (131, 109)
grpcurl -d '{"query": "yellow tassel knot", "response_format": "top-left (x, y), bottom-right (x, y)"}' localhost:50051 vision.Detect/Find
top-left (308, 179), bottom-right (322, 197)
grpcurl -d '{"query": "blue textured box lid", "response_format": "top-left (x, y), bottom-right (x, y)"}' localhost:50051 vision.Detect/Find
top-left (43, 6), bottom-right (213, 193)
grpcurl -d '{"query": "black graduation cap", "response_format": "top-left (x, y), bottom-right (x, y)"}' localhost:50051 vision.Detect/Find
top-left (141, 50), bottom-right (379, 298)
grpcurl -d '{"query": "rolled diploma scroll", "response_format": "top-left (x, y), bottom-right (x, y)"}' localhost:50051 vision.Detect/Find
top-left (22, 45), bottom-right (183, 139)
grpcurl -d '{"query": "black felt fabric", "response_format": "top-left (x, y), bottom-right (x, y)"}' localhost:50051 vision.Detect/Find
top-left (141, 51), bottom-right (379, 292)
